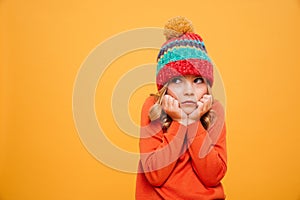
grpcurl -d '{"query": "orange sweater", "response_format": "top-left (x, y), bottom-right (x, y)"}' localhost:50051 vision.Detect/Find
top-left (136, 96), bottom-right (227, 200)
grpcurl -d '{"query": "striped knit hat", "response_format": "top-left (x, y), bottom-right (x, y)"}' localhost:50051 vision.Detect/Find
top-left (156, 16), bottom-right (214, 90)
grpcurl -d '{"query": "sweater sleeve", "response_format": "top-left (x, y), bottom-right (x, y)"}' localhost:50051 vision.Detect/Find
top-left (186, 101), bottom-right (227, 187)
top-left (139, 96), bottom-right (187, 187)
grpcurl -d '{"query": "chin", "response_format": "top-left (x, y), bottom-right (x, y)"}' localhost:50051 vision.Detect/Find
top-left (182, 107), bottom-right (196, 115)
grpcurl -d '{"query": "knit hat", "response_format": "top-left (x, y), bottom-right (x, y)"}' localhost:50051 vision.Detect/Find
top-left (156, 16), bottom-right (214, 90)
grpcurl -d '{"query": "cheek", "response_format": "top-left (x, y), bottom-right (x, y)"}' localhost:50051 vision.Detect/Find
top-left (195, 86), bottom-right (208, 100)
top-left (167, 86), bottom-right (181, 99)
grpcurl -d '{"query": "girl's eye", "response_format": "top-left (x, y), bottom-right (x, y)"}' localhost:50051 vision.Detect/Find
top-left (171, 77), bottom-right (182, 84)
top-left (194, 77), bottom-right (204, 84)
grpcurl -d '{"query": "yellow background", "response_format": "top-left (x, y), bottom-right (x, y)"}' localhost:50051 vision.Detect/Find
top-left (1, 0), bottom-right (300, 199)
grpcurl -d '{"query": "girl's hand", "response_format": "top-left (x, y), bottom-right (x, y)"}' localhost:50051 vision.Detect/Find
top-left (162, 95), bottom-right (188, 125)
top-left (188, 95), bottom-right (213, 125)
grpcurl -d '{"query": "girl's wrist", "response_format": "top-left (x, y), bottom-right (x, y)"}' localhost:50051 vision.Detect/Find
top-left (187, 118), bottom-right (197, 125)
top-left (174, 118), bottom-right (188, 126)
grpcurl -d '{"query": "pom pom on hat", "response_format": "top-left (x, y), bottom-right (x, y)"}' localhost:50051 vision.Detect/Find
top-left (156, 16), bottom-right (215, 90)
top-left (163, 16), bottom-right (195, 40)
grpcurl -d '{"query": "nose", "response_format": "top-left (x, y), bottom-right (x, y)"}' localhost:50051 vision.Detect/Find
top-left (184, 81), bottom-right (194, 96)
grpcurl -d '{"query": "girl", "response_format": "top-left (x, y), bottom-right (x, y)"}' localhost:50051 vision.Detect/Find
top-left (136, 16), bottom-right (227, 200)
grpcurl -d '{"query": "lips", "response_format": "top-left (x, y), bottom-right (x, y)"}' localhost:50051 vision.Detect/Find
top-left (181, 100), bottom-right (197, 106)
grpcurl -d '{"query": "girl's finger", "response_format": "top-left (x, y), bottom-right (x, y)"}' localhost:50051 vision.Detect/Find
top-left (168, 95), bottom-right (173, 108)
top-left (200, 97), bottom-right (208, 104)
top-left (174, 99), bottom-right (179, 108)
top-left (202, 96), bottom-right (212, 112)
top-left (197, 101), bottom-right (204, 111)
top-left (162, 95), bottom-right (169, 110)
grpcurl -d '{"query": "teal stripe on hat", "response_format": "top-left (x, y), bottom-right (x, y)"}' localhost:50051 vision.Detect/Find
top-left (156, 47), bottom-right (211, 75)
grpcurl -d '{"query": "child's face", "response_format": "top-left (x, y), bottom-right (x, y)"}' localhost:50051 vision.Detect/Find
top-left (167, 75), bottom-right (208, 115)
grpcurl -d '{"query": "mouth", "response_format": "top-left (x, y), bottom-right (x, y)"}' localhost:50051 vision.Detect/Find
top-left (181, 101), bottom-right (197, 106)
